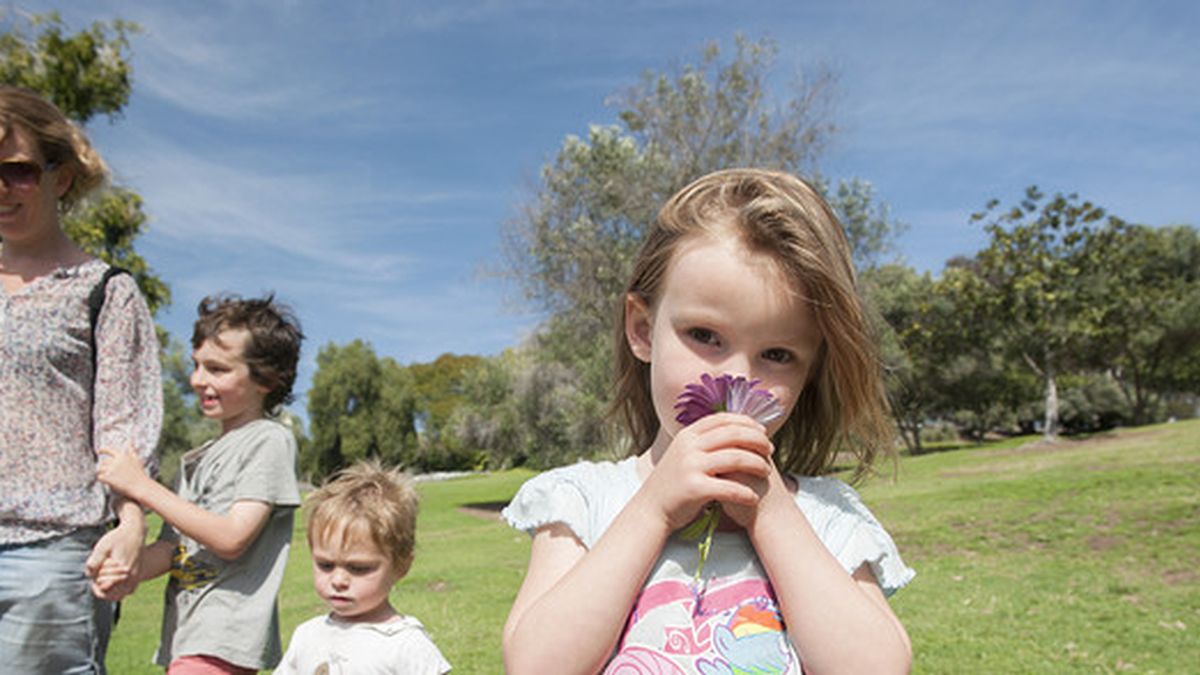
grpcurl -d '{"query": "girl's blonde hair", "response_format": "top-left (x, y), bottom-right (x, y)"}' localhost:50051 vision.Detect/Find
top-left (306, 460), bottom-right (419, 577)
top-left (612, 168), bottom-right (891, 479)
top-left (0, 85), bottom-right (108, 212)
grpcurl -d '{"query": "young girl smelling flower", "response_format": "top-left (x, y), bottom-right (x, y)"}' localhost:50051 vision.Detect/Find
top-left (502, 168), bottom-right (914, 674)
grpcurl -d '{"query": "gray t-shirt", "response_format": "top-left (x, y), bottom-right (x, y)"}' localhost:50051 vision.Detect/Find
top-left (155, 418), bottom-right (301, 670)
top-left (503, 457), bottom-right (914, 674)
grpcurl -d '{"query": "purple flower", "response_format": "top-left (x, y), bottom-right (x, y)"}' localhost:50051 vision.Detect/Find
top-left (674, 374), bottom-right (784, 587)
top-left (674, 373), bottom-right (784, 427)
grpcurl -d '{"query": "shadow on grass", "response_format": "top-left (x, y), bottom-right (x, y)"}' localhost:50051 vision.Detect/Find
top-left (458, 500), bottom-right (510, 521)
top-left (900, 427), bottom-right (1131, 458)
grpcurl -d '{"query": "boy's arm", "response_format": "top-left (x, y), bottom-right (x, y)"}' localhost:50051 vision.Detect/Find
top-left (135, 540), bottom-right (180, 582)
top-left (98, 446), bottom-right (272, 561)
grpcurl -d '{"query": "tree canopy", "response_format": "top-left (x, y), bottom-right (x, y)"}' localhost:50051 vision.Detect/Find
top-left (962, 187), bottom-right (1113, 439)
top-left (503, 36), bottom-right (841, 348)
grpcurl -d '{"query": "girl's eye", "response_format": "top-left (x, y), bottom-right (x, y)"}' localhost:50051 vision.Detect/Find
top-left (315, 562), bottom-right (334, 572)
top-left (762, 348), bottom-right (794, 364)
top-left (348, 565), bottom-right (377, 575)
top-left (687, 327), bottom-right (720, 346)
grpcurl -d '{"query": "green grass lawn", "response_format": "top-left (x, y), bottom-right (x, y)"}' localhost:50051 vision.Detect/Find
top-left (107, 420), bottom-right (1199, 673)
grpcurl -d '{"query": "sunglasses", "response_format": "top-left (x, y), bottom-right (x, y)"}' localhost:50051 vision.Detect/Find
top-left (0, 160), bottom-right (55, 190)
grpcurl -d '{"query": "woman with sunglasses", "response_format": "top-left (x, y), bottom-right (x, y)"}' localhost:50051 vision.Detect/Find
top-left (0, 85), bottom-right (161, 674)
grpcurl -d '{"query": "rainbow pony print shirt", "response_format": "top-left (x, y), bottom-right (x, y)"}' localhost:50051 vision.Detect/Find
top-left (501, 457), bottom-right (916, 674)
top-left (604, 533), bottom-right (800, 674)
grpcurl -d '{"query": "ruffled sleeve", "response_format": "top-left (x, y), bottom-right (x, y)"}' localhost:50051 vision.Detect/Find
top-left (502, 467), bottom-right (594, 544)
top-left (794, 476), bottom-right (915, 596)
top-left (502, 459), bottom-right (640, 548)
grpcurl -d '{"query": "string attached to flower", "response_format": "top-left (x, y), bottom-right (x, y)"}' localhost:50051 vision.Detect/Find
top-left (673, 373), bottom-right (783, 586)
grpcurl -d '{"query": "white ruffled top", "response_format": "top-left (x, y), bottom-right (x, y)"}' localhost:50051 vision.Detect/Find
top-left (502, 456), bottom-right (914, 596)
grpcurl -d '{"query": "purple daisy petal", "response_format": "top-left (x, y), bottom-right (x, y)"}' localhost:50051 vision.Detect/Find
top-left (674, 373), bottom-right (783, 427)
top-left (674, 373), bottom-right (727, 425)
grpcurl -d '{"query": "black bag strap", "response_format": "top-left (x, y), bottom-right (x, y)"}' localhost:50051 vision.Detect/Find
top-left (88, 266), bottom-right (131, 374)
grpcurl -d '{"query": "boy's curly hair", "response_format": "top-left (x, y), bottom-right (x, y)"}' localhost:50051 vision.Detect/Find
top-left (192, 294), bottom-right (304, 412)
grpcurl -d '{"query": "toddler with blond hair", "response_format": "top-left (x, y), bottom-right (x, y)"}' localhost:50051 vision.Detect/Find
top-left (276, 461), bottom-right (450, 674)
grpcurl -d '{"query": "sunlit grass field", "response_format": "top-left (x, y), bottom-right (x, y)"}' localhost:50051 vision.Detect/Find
top-left (107, 419), bottom-right (1199, 673)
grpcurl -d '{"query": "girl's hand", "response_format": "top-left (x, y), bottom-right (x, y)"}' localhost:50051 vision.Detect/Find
top-left (96, 445), bottom-right (151, 499)
top-left (642, 413), bottom-right (774, 531)
top-left (720, 459), bottom-right (794, 530)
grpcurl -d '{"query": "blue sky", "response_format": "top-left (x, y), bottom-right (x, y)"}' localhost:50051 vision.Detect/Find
top-left (13, 1), bottom-right (1198, 416)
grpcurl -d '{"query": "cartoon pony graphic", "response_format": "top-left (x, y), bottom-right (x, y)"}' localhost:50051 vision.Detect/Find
top-left (695, 602), bottom-right (792, 675)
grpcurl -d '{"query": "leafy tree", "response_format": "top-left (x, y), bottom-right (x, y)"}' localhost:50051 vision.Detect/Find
top-left (63, 188), bottom-right (169, 311)
top-left (450, 350), bottom-right (528, 469)
top-left (1056, 372), bottom-right (1130, 433)
top-left (867, 263), bottom-right (1034, 449)
top-left (615, 35), bottom-right (837, 188)
top-left (307, 341), bottom-right (383, 475)
top-left (375, 358), bottom-right (421, 467)
top-left (305, 340), bottom-right (424, 480)
top-left (451, 346), bottom-right (613, 470)
top-left (1080, 223), bottom-right (1200, 422)
top-left (965, 187), bottom-right (1112, 440)
top-left (862, 264), bottom-right (939, 452)
top-left (502, 35), bottom-right (840, 368)
top-left (1, 11), bottom-right (167, 311)
top-left (820, 177), bottom-right (909, 271)
top-left (933, 262), bottom-right (1040, 440)
top-left (407, 353), bottom-right (483, 443)
top-left (0, 11), bottom-right (136, 123)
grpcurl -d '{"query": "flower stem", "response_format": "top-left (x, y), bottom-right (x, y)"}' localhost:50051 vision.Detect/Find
top-left (679, 503), bottom-right (721, 583)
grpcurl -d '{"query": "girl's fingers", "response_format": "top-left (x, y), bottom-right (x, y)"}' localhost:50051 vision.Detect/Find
top-left (704, 474), bottom-right (760, 506)
top-left (682, 411), bottom-right (767, 435)
top-left (678, 452), bottom-right (771, 506)
top-left (704, 448), bottom-right (772, 478)
top-left (686, 424), bottom-right (773, 460)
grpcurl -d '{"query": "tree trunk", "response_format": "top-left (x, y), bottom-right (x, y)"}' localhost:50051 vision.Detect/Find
top-left (1043, 350), bottom-right (1059, 441)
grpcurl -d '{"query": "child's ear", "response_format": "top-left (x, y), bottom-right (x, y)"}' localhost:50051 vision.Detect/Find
top-left (624, 293), bottom-right (653, 363)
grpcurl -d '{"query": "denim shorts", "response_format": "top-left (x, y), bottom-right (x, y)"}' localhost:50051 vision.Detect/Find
top-left (0, 527), bottom-right (115, 674)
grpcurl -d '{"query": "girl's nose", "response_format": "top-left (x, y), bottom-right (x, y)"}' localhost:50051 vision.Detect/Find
top-left (719, 353), bottom-right (754, 380)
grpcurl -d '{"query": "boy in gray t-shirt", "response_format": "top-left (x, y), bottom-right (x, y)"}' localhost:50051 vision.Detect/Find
top-left (96, 294), bottom-right (304, 673)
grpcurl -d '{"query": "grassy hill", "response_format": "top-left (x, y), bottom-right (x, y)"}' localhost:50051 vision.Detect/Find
top-left (107, 419), bottom-right (1199, 673)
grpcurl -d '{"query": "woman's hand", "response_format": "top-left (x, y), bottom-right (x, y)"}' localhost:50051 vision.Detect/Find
top-left (642, 413), bottom-right (775, 531)
top-left (89, 557), bottom-right (133, 597)
top-left (85, 512), bottom-right (144, 600)
top-left (96, 445), bottom-right (152, 500)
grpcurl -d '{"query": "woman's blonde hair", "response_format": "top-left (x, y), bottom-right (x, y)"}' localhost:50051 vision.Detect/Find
top-left (612, 168), bottom-right (891, 480)
top-left (306, 460), bottom-right (419, 577)
top-left (0, 85), bottom-right (108, 211)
